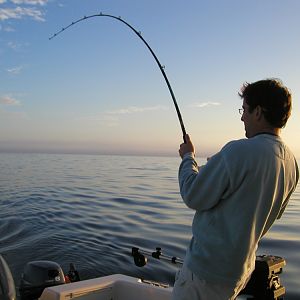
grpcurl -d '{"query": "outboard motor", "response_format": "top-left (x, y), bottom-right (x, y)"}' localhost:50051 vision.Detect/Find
top-left (19, 261), bottom-right (65, 300)
top-left (0, 255), bottom-right (16, 300)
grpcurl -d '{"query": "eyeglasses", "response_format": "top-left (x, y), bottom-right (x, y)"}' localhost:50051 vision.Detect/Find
top-left (238, 108), bottom-right (244, 115)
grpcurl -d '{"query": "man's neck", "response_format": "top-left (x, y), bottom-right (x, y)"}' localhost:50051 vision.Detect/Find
top-left (255, 128), bottom-right (280, 137)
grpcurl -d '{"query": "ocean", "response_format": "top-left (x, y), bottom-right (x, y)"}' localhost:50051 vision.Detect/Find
top-left (0, 153), bottom-right (299, 299)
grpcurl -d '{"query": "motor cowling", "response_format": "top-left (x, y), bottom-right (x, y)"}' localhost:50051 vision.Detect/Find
top-left (19, 261), bottom-right (65, 300)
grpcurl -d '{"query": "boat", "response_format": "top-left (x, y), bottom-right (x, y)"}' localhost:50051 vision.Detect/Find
top-left (39, 274), bottom-right (172, 300)
top-left (1, 255), bottom-right (172, 300)
top-left (0, 247), bottom-right (286, 300)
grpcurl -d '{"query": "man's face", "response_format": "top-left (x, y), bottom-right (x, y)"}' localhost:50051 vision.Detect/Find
top-left (241, 99), bottom-right (257, 138)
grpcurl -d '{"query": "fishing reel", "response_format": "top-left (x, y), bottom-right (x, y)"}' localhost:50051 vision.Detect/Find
top-left (131, 247), bottom-right (183, 267)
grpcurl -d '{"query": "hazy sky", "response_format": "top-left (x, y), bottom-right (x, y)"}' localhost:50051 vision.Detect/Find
top-left (1, 0), bottom-right (299, 157)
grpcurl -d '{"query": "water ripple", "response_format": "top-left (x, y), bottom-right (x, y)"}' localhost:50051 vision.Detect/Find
top-left (0, 153), bottom-right (299, 298)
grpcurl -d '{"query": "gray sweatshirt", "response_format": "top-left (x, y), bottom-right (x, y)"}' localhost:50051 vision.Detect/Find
top-left (179, 134), bottom-right (299, 287)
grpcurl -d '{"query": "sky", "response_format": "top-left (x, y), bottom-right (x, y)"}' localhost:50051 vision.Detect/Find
top-left (0, 0), bottom-right (299, 157)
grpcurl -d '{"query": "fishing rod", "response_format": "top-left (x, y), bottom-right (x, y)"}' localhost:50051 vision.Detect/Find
top-left (131, 247), bottom-right (183, 267)
top-left (49, 13), bottom-right (187, 143)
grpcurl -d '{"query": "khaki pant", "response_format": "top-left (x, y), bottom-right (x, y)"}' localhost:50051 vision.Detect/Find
top-left (171, 263), bottom-right (246, 300)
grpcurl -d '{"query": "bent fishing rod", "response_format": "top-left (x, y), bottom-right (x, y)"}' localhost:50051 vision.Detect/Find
top-left (49, 13), bottom-right (186, 143)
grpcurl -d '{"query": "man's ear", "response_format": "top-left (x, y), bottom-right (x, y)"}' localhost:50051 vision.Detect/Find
top-left (255, 105), bottom-right (264, 120)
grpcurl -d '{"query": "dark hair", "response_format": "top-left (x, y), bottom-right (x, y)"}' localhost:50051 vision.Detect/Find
top-left (239, 79), bottom-right (292, 128)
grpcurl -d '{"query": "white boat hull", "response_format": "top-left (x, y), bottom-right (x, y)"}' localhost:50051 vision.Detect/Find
top-left (39, 274), bottom-right (172, 300)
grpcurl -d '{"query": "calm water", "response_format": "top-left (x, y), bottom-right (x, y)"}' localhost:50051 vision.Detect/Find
top-left (0, 153), bottom-right (299, 299)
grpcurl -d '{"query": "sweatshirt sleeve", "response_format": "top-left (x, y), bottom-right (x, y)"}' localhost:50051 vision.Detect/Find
top-left (179, 152), bottom-right (230, 211)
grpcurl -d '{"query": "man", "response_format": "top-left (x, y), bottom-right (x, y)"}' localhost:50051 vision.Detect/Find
top-left (172, 79), bottom-right (299, 300)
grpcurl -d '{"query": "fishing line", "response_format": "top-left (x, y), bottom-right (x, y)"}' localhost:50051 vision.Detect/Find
top-left (49, 13), bottom-right (186, 142)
